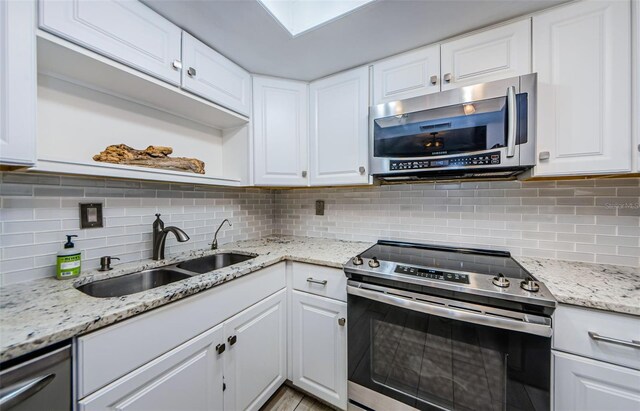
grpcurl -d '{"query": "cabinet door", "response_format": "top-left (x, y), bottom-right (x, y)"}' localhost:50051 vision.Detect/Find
top-left (253, 76), bottom-right (308, 186)
top-left (223, 289), bottom-right (287, 411)
top-left (39, 0), bottom-right (181, 86)
top-left (441, 19), bottom-right (531, 90)
top-left (292, 291), bottom-right (347, 410)
top-left (0, 0), bottom-right (36, 167)
top-left (533, 0), bottom-right (631, 176)
top-left (182, 32), bottom-right (251, 116)
top-left (553, 351), bottom-right (640, 411)
top-left (373, 44), bottom-right (440, 105)
top-left (79, 324), bottom-right (225, 411)
top-left (309, 66), bottom-right (370, 186)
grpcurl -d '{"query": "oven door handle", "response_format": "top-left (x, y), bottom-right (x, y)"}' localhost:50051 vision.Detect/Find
top-left (506, 85), bottom-right (517, 158)
top-left (347, 284), bottom-right (552, 337)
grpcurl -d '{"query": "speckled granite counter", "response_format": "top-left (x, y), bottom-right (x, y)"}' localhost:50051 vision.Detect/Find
top-left (1, 236), bottom-right (638, 362)
top-left (516, 257), bottom-right (640, 316)
top-left (0, 236), bottom-right (373, 362)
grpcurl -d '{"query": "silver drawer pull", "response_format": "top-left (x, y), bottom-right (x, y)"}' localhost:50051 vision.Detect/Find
top-left (306, 277), bottom-right (327, 286)
top-left (588, 331), bottom-right (640, 349)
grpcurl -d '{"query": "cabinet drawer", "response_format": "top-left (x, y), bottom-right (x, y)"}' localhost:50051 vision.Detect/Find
top-left (39, 0), bottom-right (181, 85)
top-left (292, 262), bottom-right (347, 302)
top-left (553, 304), bottom-right (640, 370)
top-left (77, 263), bottom-right (285, 398)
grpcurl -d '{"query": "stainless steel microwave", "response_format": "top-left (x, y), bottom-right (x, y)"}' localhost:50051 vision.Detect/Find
top-left (370, 73), bottom-right (536, 181)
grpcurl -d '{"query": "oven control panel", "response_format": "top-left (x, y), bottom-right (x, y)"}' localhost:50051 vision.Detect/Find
top-left (395, 265), bottom-right (470, 284)
top-left (389, 151), bottom-right (501, 171)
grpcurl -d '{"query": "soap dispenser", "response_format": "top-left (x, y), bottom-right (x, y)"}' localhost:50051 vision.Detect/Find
top-left (56, 235), bottom-right (81, 280)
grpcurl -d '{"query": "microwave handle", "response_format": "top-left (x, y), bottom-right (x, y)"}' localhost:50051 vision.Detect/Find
top-left (506, 86), bottom-right (517, 158)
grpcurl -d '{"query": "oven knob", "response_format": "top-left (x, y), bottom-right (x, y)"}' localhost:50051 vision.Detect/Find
top-left (368, 257), bottom-right (380, 268)
top-left (492, 273), bottom-right (510, 288)
top-left (520, 277), bottom-right (540, 292)
top-left (352, 255), bottom-right (363, 265)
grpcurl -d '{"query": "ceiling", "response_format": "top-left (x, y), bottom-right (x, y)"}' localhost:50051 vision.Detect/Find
top-left (142, 0), bottom-right (569, 81)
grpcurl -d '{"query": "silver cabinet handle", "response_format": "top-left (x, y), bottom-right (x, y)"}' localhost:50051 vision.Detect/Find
top-left (0, 374), bottom-right (56, 409)
top-left (506, 85), bottom-right (517, 158)
top-left (187, 67), bottom-right (196, 77)
top-left (301, 170), bottom-right (307, 178)
top-left (172, 60), bottom-right (182, 70)
top-left (430, 75), bottom-right (438, 85)
top-left (588, 332), bottom-right (640, 349)
top-left (338, 318), bottom-right (346, 326)
top-left (539, 151), bottom-right (550, 161)
top-left (306, 277), bottom-right (327, 286)
top-left (443, 73), bottom-right (452, 83)
top-left (358, 166), bottom-right (366, 174)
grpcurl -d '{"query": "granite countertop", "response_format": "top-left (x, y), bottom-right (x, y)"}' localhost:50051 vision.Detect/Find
top-left (516, 257), bottom-right (640, 316)
top-left (0, 236), bottom-right (373, 362)
top-left (1, 235), bottom-right (638, 362)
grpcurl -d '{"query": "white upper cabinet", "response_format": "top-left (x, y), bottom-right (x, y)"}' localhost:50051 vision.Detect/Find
top-left (373, 44), bottom-right (440, 105)
top-left (39, 0), bottom-right (182, 86)
top-left (182, 32), bottom-right (252, 116)
top-left (633, 0), bottom-right (639, 172)
top-left (441, 19), bottom-right (531, 90)
top-left (533, 0), bottom-right (631, 176)
top-left (253, 76), bottom-right (308, 186)
top-left (0, 0), bottom-right (36, 167)
top-left (223, 290), bottom-right (287, 411)
top-left (309, 66), bottom-right (370, 186)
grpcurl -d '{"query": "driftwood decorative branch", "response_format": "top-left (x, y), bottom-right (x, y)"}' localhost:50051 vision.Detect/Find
top-left (93, 144), bottom-right (205, 174)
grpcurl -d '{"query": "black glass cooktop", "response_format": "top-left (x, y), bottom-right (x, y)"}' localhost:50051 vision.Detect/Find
top-left (360, 240), bottom-right (529, 279)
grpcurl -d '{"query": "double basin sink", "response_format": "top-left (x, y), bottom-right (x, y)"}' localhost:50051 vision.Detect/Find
top-left (76, 253), bottom-right (255, 298)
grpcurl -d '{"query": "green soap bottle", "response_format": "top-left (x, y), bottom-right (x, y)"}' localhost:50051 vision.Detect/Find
top-left (56, 235), bottom-right (81, 280)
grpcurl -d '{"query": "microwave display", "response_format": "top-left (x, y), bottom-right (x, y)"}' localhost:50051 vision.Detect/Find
top-left (373, 94), bottom-right (527, 158)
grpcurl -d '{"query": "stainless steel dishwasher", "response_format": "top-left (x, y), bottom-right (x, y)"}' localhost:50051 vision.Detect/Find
top-left (0, 344), bottom-right (71, 410)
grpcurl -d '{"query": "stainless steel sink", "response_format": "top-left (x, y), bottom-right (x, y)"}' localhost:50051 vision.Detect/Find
top-left (77, 252), bottom-right (256, 298)
top-left (76, 268), bottom-right (192, 298)
top-left (177, 253), bottom-right (255, 274)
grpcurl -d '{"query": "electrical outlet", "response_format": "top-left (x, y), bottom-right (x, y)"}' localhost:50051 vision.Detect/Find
top-left (315, 200), bottom-right (325, 216)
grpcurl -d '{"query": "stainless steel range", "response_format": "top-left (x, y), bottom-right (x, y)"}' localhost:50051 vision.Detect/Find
top-left (344, 241), bottom-right (555, 411)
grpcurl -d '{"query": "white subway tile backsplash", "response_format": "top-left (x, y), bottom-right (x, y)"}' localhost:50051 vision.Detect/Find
top-left (274, 178), bottom-right (639, 267)
top-left (0, 173), bottom-right (275, 284)
top-left (1, 174), bottom-right (638, 285)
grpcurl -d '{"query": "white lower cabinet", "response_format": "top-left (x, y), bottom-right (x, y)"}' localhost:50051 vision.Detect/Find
top-left (79, 323), bottom-right (225, 411)
top-left (223, 289), bottom-right (287, 411)
top-left (553, 351), bottom-right (640, 411)
top-left (291, 290), bottom-right (347, 410)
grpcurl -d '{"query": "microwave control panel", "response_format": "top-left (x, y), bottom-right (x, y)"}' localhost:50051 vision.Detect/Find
top-left (389, 151), bottom-right (501, 171)
top-left (395, 265), bottom-right (470, 284)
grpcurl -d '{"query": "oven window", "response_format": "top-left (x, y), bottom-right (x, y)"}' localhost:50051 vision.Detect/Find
top-left (349, 295), bottom-right (550, 411)
top-left (373, 95), bottom-right (527, 158)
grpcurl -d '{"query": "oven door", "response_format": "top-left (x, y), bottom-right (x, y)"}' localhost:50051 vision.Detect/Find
top-left (347, 282), bottom-right (551, 411)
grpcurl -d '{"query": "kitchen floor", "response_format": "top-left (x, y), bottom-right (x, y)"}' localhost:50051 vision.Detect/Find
top-left (260, 385), bottom-right (335, 411)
